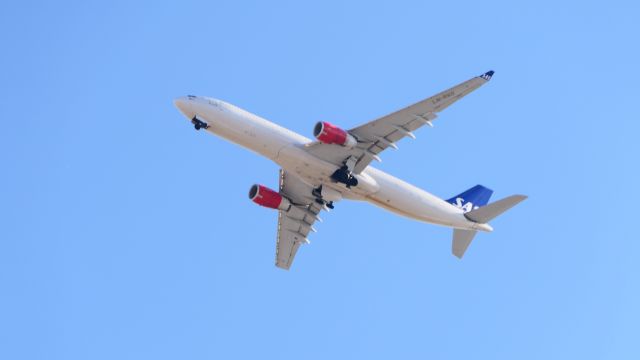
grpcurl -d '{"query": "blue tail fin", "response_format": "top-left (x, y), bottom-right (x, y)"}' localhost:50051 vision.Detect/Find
top-left (447, 185), bottom-right (493, 213)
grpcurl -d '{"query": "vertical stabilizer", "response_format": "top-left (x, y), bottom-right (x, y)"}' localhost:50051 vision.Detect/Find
top-left (447, 185), bottom-right (493, 213)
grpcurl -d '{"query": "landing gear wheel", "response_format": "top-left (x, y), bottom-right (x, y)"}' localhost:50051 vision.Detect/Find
top-left (330, 165), bottom-right (358, 188)
top-left (314, 197), bottom-right (335, 210)
top-left (191, 117), bottom-right (209, 131)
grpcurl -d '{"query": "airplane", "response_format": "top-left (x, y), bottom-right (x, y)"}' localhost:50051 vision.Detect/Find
top-left (174, 71), bottom-right (526, 270)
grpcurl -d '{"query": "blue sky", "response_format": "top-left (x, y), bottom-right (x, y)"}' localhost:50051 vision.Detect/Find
top-left (1, 1), bottom-right (639, 359)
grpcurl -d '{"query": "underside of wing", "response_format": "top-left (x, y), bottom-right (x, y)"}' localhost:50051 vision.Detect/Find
top-left (305, 71), bottom-right (494, 173)
top-left (275, 170), bottom-right (325, 270)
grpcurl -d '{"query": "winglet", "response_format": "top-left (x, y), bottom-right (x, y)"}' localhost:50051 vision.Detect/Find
top-left (479, 70), bottom-right (494, 81)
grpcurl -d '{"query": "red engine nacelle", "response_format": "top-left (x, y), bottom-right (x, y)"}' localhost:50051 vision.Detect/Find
top-left (249, 184), bottom-right (291, 210)
top-left (313, 121), bottom-right (357, 147)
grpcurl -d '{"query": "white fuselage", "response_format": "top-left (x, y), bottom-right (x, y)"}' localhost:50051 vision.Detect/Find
top-left (174, 96), bottom-right (491, 232)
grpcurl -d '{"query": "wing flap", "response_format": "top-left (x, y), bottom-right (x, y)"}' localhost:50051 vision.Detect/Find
top-left (275, 211), bottom-right (304, 269)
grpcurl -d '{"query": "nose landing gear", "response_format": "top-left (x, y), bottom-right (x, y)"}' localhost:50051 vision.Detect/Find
top-left (191, 117), bottom-right (209, 130)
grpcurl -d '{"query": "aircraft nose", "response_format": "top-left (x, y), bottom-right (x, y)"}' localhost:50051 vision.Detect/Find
top-left (173, 96), bottom-right (195, 119)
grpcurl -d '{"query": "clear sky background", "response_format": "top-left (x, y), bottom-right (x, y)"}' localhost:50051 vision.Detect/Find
top-left (1, 1), bottom-right (639, 359)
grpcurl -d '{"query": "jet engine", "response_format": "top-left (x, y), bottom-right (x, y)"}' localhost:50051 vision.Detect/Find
top-left (313, 121), bottom-right (357, 148)
top-left (249, 184), bottom-right (291, 210)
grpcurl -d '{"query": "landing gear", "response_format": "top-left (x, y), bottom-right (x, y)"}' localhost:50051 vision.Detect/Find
top-left (330, 165), bottom-right (358, 188)
top-left (191, 117), bottom-right (209, 131)
top-left (313, 186), bottom-right (335, 210)
top-left (314, 198), bottom-right (334, 209)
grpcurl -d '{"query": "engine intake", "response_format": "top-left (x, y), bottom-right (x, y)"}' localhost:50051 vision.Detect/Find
top-left (313, 121), bottom-right (357, 148)
top-left (249, 184), bottom-right (291, 210)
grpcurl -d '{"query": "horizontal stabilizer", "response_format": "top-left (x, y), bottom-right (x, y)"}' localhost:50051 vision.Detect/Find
top-left (452, 229), bottom-right (477, 258)
top-left (464, 195), bottom-right (527, 224)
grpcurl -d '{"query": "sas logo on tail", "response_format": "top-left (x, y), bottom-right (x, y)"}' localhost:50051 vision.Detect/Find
top-left (453, 197), bottom-right (480, 213)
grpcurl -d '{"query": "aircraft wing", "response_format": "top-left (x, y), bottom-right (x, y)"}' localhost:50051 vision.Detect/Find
top-left (306, 71), bottom-right (494, 173)
top-left (274, 169), bottom-right (325, 270)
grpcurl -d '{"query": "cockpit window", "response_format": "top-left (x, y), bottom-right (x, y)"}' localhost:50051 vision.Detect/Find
top-left (187, 95), bottom-right (197, 100)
